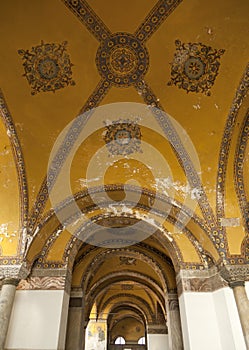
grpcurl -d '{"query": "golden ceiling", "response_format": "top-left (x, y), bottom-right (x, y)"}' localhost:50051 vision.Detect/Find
top-left (0, 0), bottom-right (249, 326)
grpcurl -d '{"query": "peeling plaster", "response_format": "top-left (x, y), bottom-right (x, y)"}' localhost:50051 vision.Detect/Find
top-left (78, 177), bottom-right (101, 187)
top-left (0, 223), bottom-right (17, 243)
top-left (220, 217), bottom-right (240, 227)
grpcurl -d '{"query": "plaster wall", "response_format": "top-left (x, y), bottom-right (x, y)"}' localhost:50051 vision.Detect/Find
top-left (5, 290), bottom-right (69, 350)
top-left (179, 287), bottom-right (246, 350)
top-left (147, 334), bottom-right (169, 350)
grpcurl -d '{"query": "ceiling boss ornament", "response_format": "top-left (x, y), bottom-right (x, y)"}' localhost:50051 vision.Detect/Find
top-left (103, 119), bottom-right (142, 155)
top-left (18, 41), bottom-right (75, 95)
top-left (168, 40), bottom-right (225, 95)
top-left (96, 33), bottom-right (149, 87)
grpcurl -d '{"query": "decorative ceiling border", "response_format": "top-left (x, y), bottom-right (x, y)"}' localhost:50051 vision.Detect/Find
top-left (234, 110), bottom-right (249, 236)
top-left (28, 78), bottom-right (111, 233)
top-left (134, 0), bottom-right (183, 43)
top-left (0, 90), bottom-right (28, 255)
top-left (216, 63), bottom-right (249, 221)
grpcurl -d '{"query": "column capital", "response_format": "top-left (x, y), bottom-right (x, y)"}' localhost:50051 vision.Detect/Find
top-left (168, 291), bottom-right (178, 300)
top-left (168, 298), bottom-right (179, 311)
top-left (219, 264), bottom-right (249, 286)
top-left (0, 263), bottom-right (30, 280)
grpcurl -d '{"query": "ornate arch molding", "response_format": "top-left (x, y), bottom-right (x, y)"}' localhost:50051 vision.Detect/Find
top-left (85, 271), bottom-right (165, 311)
top-left (95, 280), bottom-right (166, 319)
top-left (81, 248), bottom-right (169, 293)
top-left (241, 235), bottom-right (249, 261)
top-left (65, 214), bottom-right (183, 272)
top-left (100, 293), bottom-right (155, 323)
top-left (234, 110), bottom-right (249, 235)
top-left (38, 184), bottom-right (208, 233)
top-left (25, 183), bottom-right (210, 256)
top-left (0, 91), bottom-right (29, 256)
top-left (216, 63), bottom-right (249, 220)
top-left (108, 301), bottom-right (153, 326)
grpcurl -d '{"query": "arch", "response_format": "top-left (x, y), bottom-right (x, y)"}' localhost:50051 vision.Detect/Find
top-left (25, 184), bottom-right (217, 270)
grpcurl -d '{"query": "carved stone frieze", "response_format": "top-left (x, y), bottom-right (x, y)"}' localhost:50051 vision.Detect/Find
top-left (16, 267), bottom-right (72, 294)
top-left (17, 276), bottom-right (66, 290)
top-left (177, 267), bottom-right (227, 295)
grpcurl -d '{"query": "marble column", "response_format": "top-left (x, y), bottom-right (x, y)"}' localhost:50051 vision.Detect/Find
top-left (167, 293), bottom-right (184, 350)
top-left (230, 281), bottom-right (249, 349)
top-left (0, 278), bottom-right (19, 350)
top-left (65, 295), bottom-right (85, 350)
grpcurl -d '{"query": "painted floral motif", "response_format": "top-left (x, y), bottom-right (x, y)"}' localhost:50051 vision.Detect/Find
top-left (103, 119), bottom-right (142, 155)
top-left (168, 40), bottom-right (225, 95)
top-left (18, 41), bottom-right (75, 95)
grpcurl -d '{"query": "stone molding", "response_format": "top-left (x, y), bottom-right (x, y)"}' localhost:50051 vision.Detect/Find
top-left (147, 324), bottom-right (168, 334)
top-left (229, 280), bottom-right (245, 288)
top-left (70, 288), bottom-right (83, 298)
top-left (2, 278), bottom-right (20, 287)
top-left (177, 267), bottom-right (227, 295)
top-left (31, 267), bottom-right (69, 277)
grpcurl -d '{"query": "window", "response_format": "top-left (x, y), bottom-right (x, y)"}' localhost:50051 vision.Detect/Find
top-left (138, 336), bottom-right (146, 345)
top-left (115, 336), bottom-right (126, 344)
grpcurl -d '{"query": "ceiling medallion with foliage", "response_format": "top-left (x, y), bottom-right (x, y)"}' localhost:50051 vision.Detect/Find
top-left (103, 119), bottom-right (142, 155)
top-left (168, 40), bottom-right (225, 96)
top-left (96, 33), bottom-right (149, 88)
top-left (18, 40), bottom-right (75, 95)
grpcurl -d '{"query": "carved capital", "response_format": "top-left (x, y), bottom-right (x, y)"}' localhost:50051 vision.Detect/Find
top-left (169, 299), bottom-right (179, 311)
top-left (219, 264), bottom-right (249, 285)
top-left (0, 264), bottom-right (30, 280)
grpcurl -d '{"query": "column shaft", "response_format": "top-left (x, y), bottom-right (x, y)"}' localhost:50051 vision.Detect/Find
top-left (168, 295), bottom-right (184, 350)
top-left (0, 278), bottom-right (19, 350)
top-left (232, 284), bottom-right (249, 349)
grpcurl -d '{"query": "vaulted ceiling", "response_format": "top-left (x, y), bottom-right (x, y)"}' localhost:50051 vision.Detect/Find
top-left (0, 0), bottom-right (248, 329)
